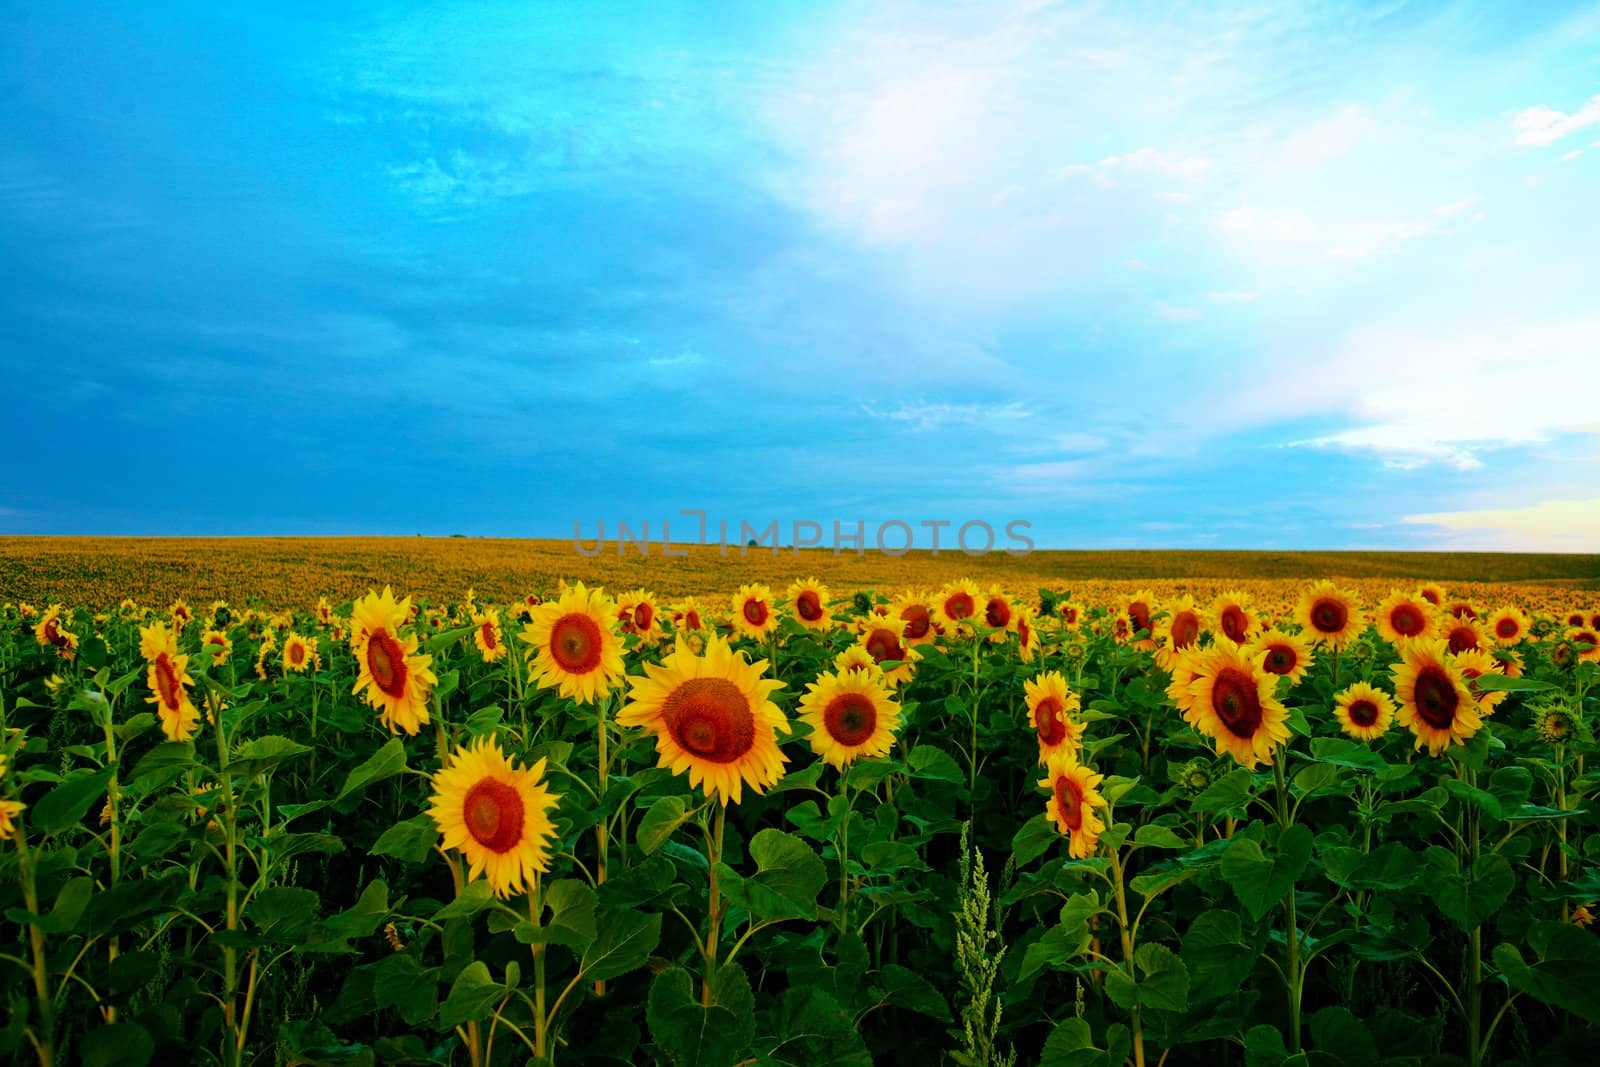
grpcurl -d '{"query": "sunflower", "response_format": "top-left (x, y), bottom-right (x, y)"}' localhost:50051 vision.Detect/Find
top-left (1492, 647), bottom-right (1524, 678)
top-left (201, 628), bottom-right (232, 666)
top-left (1208, 590), bottom-right (1256, 645)
top-left (617, 635), bottom-right (788, 805)
top-left (1025, 672), bottom-right (1083, 764)
top-left (1016, 608), bottom-right (1041, 663)
top-left (671, 597), bottom-right (708, 633)
top-left (1446, 600), bottom-right (1478, 621)
top-left (33, 606), bottom-right (79, 661)
top-left (1057, 601), bottom-right (1082, 630)
top-left (731, 584), bottom-right (778, 640)
top-left (428, 737), bottom-right (560, 899)
top-left (1374, 590), bottom-right (1436, 646)
top-left (1153, 596), bottom-right (1205, 670)
top-left (1568, 627), bottom-right (1600, 663)
top-left (315, 597), bottom-right (333, 624)
top-left (1296, 581), bottom-right (1360, 649)
top-left (351, 588), bottom-right (437, 736)
top-left (856, 619), bottom-right (919, 687)
top-left (1119, 590), bottom-right (1158, 651)
top-left (890, 593), bottom-right (938, 646)
top-left (1452, 648), bottom-right (1507, 716)
top-left (936, 578), bottom-right (982, 631)
top-left (786, 578), bottom-right (833, 632)
top-left (1565, 610), bottom-right (1586, 628)
top-left (141, 623), bottom-right (199, 742)
top-left (833, 645), bottom-right (881, 677)
top-left (520, 582), bottom-right (625, 706)
top-left (282, 632), bottom-right (319, 673)
top-left (798, 669), bottom-right (900, 770)
top-left (1169, 643), bottom-right (1290, 769)
top-left (617, 590), bottom-right (663, 644)
top-left (980, 587), bottom-right (1017, 639)
top-left (1333, 682), bottom-right (1395, 742)
top-left (1418, 584), bottom-right (1445, 607)
top-left (170, 599), bottom-right (193, 631)
top-left (1391, 639), bottom-right (1482, 756)
top-left (1443, 619), bottom-right (1484, 655)
top-left (1244, 629), bottom-right (1314, 685)
top-left (1485, 606), bottom-right (1530, 646)
top-left (1039, 751), bottom-right (1107, 859)
top-left (471, 608), bottom-right (508, 663)
top-left (0, 800), bottom-right (24, 842)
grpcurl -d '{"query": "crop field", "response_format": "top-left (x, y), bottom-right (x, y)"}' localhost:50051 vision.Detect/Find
top-left (2, 564), bottom-right (1598, 1066)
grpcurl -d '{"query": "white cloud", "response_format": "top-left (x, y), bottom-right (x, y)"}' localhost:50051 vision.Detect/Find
top-left (1154, 302), bottom-right (1203, 322)
top-left (1512, 93), bottom-right (1600, 146)
top-left (1281, 106), bottom-right (1372, 166)
top-left (1563, 149), bottom-right (1584, 161)
top-left (1433, 195), bottom-right (1482, 217)
top-left (1403, 496), bottom-right (1600, 551)
top-left (1217, 204), bottom-right (1439, 261)
top-left (1205, 290), bottom-right (1258, 303)
top-left (863, 400), bottom-right (1032, 431)
top-left (1097, 147), bottom-right (1212, 179)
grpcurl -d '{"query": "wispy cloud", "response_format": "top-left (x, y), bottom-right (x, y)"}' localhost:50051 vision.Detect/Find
top-left (1512, 93), bottom-right (1600, 146)
top-left (1403, 496), bottom-right (1600, 551)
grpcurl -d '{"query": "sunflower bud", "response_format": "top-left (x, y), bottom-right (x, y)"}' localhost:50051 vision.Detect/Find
top-left (1173, 757), bottom-right (1213, 796)
top-left (1535, 702), bottom-right (1579, 745)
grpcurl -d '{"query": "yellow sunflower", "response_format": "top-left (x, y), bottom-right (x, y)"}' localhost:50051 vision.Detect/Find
top-left (34, 605), bottom-right (80, 659)
top-left (1244, 629), bottom-right (1314, 686)
top-left (1333, 682), bottom-right (1395, 742)
top-left (786, 578), bottom-right (833, 632)
top-left (980, 587), bottom-right (1017, 639)
top-left (618, 589), bottom-right (664, 644)
top-left (1567, 627), bottom-right (1600, 663)
top-left (617, 635), bottom-right (788, 806)
top-left (1056, 600), bottom-right (1082, 630)
top-left (1209, 590), bottom-right (1256, 645)
top-left (471, 608), bottom-right (508, 663)
top-left (1443, 619), bottom-right (1484, 655)
top-left (1374, 590), bottom-right (1436, 646)
top-left (315, 596), bottom-right (333, 624)
top-left (1169, 643), bottom-right (1291, 769)
top-left (141, 623), bottom-right (199, 742)
top-left (351, 588), bottom-right (437, 736)
top-left (833, 645), bottom-right (881, 677)
top-left (798, 669), bottom-right (900, 770)
top-left (889, 593), bottom-right (938, 646)
top-left (1452, 648), bottom-right (1507, 716)
top-left (1418, 584), bottom-right (1445, 607)
top-left (1119, 590), bottom-right (1159, 651)
top-left (671, 597), bottom-right (708, 633)
top-left (169, 599), bottom-right (193, 631)
top-left (1484, 606), bottom-right (1530, 646)
top-left (1391, 639), bottom-right (1482, 755)
top-left (1153, 596), bottom-right (1205, 670)
top-left (1039, 751), bottom-right (1107, 859)
top-left (201, 628), bottom-right (232, 666)
top-left (1024, 672), bottom-right (1083, 764)
top-left (856, 618), bottom-right (919, 687)
top-left (935, 578), bottom-right (982, 631)
top-left (0, 800), bottom-right (24, 842)
top-left (520, 582), bottom-right (625, 706)
top-left (731, 583), bottom-right (778, 640)
top-left (1296, 581), bottom-right (1360, 649)
top-left (282, 632), bottom-right (319, 673)
top-left (428, 737), bottom-right (560, 899)
top-left (1016, 607), bottom-right (1041, 663)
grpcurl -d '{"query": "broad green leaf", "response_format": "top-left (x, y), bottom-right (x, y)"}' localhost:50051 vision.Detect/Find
top-left (521, 879), bottom-right (597, 949)
top-left (334, 738), bottom-right (409, 804)
top-left (714, 829), bottom-right (826, 922)
top-left (1221, 825), bottom-right (1313, 921)
top-left (437, 961), bottom-right (503, 1030)
top-left (1012, 813), bottom-right (1059, 867)
top-left (638, 795), bottom-right (694, 855)
top-left (371, 814), bottom-right (438, 864)
top-left (646, 964), bottom-right (755, 1067)
top-left (582, 910), bottom-right (662, 982)
top-left (1423, 847), bottom-right (1514, 931)
top-left (1104, 943), bottom-right (1188, 1014)
top-left (31, 767), bottom-right (115, 837)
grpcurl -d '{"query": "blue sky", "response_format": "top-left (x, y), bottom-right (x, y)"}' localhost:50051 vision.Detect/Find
top-left (3, 1), bottom-right (1599, 549)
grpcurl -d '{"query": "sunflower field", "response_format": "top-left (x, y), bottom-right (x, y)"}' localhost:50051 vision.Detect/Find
top-left (2, 579), bottom-right (1598, 1066)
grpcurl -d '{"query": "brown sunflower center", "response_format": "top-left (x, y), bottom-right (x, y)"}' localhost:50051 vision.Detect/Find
top-left (550, 613), bottom-right (602, 673)
top-left (985, 597), bottom-right (1012, 628)
top-left (1211, 667), bottom-right (1263, 739)
top-left (1035, 696), bottom-right (1067, 746)
top-left (1446, 626), bottom-right (1478, 654)
top-left (1413, 665), bottom-right (1459, 729)
top-left (1170, 611), bottom-right (1200, 649)
top-left (742, 598), bottom-right (769, 627)
top-left (1219, 605), bottom-right (1248, 643)
top-left (366, 630), bottom-right (409, 697)
top-left (864, 627), bottom-right (905, 664)
top-left (1346, 698), bottom-right (1380, 727)
top-left (1053, 774), bottom-right (1084, 831)
top-left (1390, 603), bottom-right (1427, 636)
top-left (661, 678), bottom-right (756, 763)
top-left (824, 692), bottom-right (878, 746)
top-left (463, 778), bottom-right (526, 853)
top-left (1310, 598), bottom-right (1347, 634)
top-left (795, 591), bottom-right (823, 621)
top-left (634, 603), bottom-right (654, 631)
top-left (1128, 601), bottom-right (1151, 634)
top-left (900, 604), bottom-right (931, 640)
top-left (1018, 616), bottom-right (1032, 645)
top-left (289, 643), bottom-right (306, 665)
top-left (944, 591), bottom-right (975, 621)
top-left (683, 610), bottom-right (702, 631)
top-left (1263, 644), bottom-right (1297, 675)
top-left (1494, 618), bottom-right (1519, 639)
top-left (480, 622), bottom-right (499, 650)
top-left (155, 653), bottom-right (183, 710)
top-left (1061, 606), bottom-right (1078, 625)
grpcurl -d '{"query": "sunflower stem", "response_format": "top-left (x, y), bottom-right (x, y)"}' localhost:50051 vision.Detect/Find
top-left (594, 693), bottom-right (610, 998)
top-left (1107, 828), bottom-right (1146, 1067)
top-left (703, 805), bottom-right (727, 1006)
top-left (836, 777), bottom-right (853, 940)
top-left (530, 876), bottom-right (548, 1060)
top-left (13, 819), bottom-right (57, 1067)
top-left (1273, 754), bottom-right (1302, 1054)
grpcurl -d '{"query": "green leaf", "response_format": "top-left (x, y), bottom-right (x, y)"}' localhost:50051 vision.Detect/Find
top-left (762, 985), bottom-right (871, 1066)
top-left (1040, 1018), bottom-right (1103, 1067)
top-left (371, 814), bottom-right (438, 864)
top-left (1192, 768), bottom-right (1254, 815)
top-left (1494, 922), bottom-right (1600, 1023)
top-left (906, 744), bottom-right (963, 783)
top-left (437, 961), bottom-right (503, 1030)
top-left (128, 741), bottom-right (197, 783)
top-left (1020, 919), bottom-right (1090, 982)
top-left (1472, 673), bottom-right (1554, 692)
top-left (714, 829), bottom-right (826, 922)
top-left (638, 795), bottom-right (694, 855)
top-left (1132, 824), bottom-right (1188, 850)
top-left (1221, 825), bottom-right (1313, 921)
top-left (1104, 943), bottom-right (1188, 1014)
top-left (31, 767), bottom-right (114, 836)
top-left (1424, 847), bottom-right (1514, 931)
top-left (434, 879), bottom-right (496, 921)
top-left (9, 876), bottom-right (93, 934)
top-left (1310, 1006), bottom-right (1377, 1066)
top-left (1308, 737), bottom-right (1388, 773)
top-left (646, 964), bottom-right (756, 1067)
top-left (1012, 814), bottom-right (1060, 867)
top-left (247, 886), bottom-right (322, 942)
top-left (334, 738), bottom-right (409, 804)
top-left (373, 954), bottom-right (440, 1025)
top-left (80, 1022), bottom-right (154, 1067)
top-left (871, 964), bottom-right (950, 1022)
top-left (522, 879), bottom-right (597, 950)
top-left (582, 910), bottom-right (662, 982)
top-left (230, 735), bottom-right (311, 777)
